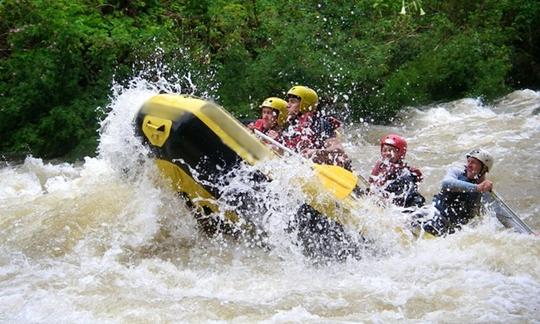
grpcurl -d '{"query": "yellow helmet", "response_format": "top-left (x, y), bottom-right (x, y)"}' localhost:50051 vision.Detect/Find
top-left (260, 97), bottom-right (288, 126)
top-left (287, 85), bottom-right (318, 113)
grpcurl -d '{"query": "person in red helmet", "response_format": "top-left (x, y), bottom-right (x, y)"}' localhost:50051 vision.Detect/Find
top-left (369, 134), bottom-right (425, 208)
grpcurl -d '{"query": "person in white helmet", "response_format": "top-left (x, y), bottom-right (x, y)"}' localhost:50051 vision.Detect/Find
top-left (416, 149), bottom-right (494, 235)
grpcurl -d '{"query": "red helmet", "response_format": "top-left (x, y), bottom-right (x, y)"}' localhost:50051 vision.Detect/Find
top-left (380, 134), bottom-right (407, 160)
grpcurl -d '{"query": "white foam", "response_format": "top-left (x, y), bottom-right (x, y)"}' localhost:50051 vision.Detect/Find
top-left (1, 83), bottom-right (539, 323)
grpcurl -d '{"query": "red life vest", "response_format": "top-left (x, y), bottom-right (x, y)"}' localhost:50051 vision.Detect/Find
top-left (281, 112), bottom-right (335, 152)
top-left (247, 118), bottom-right (281, 134)
top-left (247, 119), bottom-right (267, 133)
top-left (370, 160), bottom-right (425, 207)
top-left (370, 160), bottom-right (423, 187)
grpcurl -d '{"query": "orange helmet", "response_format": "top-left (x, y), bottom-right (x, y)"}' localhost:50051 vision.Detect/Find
top-left (380, 134), bottom-right (407, 160)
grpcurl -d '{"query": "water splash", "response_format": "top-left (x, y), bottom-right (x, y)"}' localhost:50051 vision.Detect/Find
top-left (1, 84), bottom-right (539, 322)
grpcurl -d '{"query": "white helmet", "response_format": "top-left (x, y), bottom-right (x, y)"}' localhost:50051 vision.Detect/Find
top-left (466, 149), bottom-right (494, 172)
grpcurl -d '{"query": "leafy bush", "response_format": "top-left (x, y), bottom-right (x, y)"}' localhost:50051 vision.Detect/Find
top-left (0, 0), bottom-right (538, 159)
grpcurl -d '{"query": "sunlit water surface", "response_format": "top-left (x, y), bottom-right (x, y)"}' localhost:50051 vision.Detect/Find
top-left (1, 82), bottom-right (539, 323)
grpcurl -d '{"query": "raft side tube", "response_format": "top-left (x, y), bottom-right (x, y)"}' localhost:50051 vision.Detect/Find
top-left (135, 94), bottom-right (366, 256)
top-left (139, 94), bottom-right (275, 164)
top-left (135, 95), bottom-right (274, 231)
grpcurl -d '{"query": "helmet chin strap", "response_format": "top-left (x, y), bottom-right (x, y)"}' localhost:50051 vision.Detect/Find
top-left (465, 165), bottom-right (481, 182)
top-left (473, 166), bottom-right (488, 181)
top-left (479, 166), bottom-right (488, 178)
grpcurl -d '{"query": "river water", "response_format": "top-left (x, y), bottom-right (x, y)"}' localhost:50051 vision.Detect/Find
top-left (1, 82), bottom-right (539, 323)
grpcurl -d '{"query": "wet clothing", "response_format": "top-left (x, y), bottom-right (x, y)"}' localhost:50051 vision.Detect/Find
top-left (247, 118), bottom-right (281, 134)
top-left (433, 167), bottom-right (485, 232)
top-left (280, 112), bottom-right (352, 170)
top-left (417, 166), bottom-right (489, 235)
top-left (281, 112), bottom-right (328, 151)
top-left (370, 160), bottom-right (425, 208)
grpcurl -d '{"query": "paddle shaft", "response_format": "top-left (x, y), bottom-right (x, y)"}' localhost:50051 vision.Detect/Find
top-left (253, 129), bottom-right (296, 157)
top-left (491, 191), bottom-right (534, 234)
top-left (253, 129), bottom-right (369, 187)
top-left (253, 129), bottom-right (359, 196)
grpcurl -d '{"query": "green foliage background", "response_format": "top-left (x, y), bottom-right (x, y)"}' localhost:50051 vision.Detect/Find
top-left (1, 0), bottom-right (538, 159)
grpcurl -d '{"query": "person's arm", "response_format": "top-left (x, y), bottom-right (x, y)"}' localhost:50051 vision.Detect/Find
top-left (308, 136), bottom-right (352, 170)
top-left (476, 179), bottom-right (493, 192)
top-left (248, 119), bottom-right (267, 132)
top-left (369, 160), bottom-right (383, 184)
top-left (440, 167), bottom-right (478, 192)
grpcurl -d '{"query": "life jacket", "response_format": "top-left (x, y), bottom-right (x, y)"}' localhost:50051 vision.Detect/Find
top-left (281, 112), bottom-right (341, 152)
top-left (432, 169), bottom-right (482, 232)
top-left (247, 118), bottom-right (281, 134)
top-left (370, 160), bottom-right (425, 208)
top-left (280, 112), bottom-right (352, 170)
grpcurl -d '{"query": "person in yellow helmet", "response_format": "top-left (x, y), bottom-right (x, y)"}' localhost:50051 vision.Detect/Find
top-left (280, 85), bottom-right (352, 170)
top-left (247, 97), bottom-right (288, 139)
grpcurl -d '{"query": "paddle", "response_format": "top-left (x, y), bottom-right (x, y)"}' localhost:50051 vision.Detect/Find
top-left (489, 191), bottom-right (534, 234)
top-left (253, 130), bottom-right (359, 199)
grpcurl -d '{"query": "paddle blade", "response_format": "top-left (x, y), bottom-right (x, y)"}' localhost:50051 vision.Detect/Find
top-left (487, 192), bottom-right (534, 234)
top-left (313, 164), bottom-right (358, 199)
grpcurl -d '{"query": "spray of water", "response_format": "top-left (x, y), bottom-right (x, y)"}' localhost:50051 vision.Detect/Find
top-left (0, 60), bottom-right (538, 322)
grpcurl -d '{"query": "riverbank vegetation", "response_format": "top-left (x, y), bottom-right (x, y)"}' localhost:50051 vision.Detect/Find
top-left (1, 0), bottom-right (538, 159)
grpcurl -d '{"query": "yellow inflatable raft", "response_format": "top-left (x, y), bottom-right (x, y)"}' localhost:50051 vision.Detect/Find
top-left (135, 94), bottom-right (367, 260)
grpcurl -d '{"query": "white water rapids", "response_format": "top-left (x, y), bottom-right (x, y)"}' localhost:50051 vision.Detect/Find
top-left (1, 81), bottom-right (539, 323)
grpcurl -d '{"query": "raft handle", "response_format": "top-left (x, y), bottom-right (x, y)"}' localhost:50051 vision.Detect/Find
top-left (146, 121), bottom-right (166, 132)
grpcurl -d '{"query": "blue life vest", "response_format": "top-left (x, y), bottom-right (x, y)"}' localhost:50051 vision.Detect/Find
top-left (433, 169), bottom-right (481, 232)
